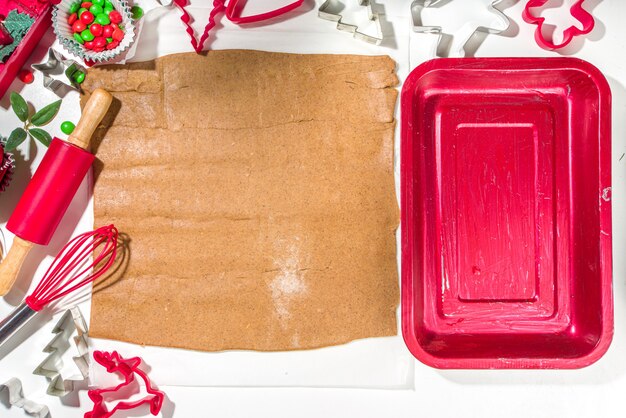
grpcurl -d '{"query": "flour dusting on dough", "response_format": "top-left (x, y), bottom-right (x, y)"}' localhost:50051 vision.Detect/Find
top-left (269, 239), bottom-right (309, 328)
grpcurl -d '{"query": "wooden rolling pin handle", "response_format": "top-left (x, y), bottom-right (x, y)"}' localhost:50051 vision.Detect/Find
top-left (67, 88), bottom-right (113, 150)
top-left (0, 237), bottom-right (34, 296)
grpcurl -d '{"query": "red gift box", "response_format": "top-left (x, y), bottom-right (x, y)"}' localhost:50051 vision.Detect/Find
top-left (0, 0), bottom-right (57, 99)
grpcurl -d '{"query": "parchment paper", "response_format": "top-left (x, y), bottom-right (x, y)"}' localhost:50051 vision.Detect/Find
top-left (85, 50), bottom-right (399, 352)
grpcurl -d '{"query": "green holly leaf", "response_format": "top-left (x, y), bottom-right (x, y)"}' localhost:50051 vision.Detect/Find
top-left (5, 128), bottom-right (27, 151)
top-left (10, 92), bottom-right (29, 122)
top-left (29, 128), bottom-right (52, 147)
top-left (31, 100), bottom-right (62, 127)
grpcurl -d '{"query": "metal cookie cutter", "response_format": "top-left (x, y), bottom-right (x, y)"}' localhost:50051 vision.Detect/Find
top-left (318, 0), bottom-right (383, 45)
top-left (411, 0), bottom-right (511, 57)
top-left (86, 351), bottom-right (165, 418)
top-left (33, 307), bottom-right (89, 397)
top-left (522, 0), bottom-right (594, 50)
top-left (31, 49), bottom-right (86, 95)
top-left (0, 378), bottom-right (51, 418)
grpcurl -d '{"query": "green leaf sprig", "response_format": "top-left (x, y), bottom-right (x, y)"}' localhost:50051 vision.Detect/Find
top-left (5, 92), bottom-right (61, 152)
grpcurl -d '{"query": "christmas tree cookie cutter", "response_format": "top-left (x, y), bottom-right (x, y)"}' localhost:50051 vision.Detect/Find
top-left (32, 307), bottom-right (89, 397)
top-left (411, 0), bottom-right (512, 57)
top-left (0, 378), bottom-right (51, 418)
top-left (318, 0), bottom-right (384, 45)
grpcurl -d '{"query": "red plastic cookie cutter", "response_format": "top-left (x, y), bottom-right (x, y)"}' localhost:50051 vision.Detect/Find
top-left (85, 351), bottom-right (165, 418)
top-left (522, 0), bottom-right (595, 50)
top-left (174, 0), bottom-right (305, 53)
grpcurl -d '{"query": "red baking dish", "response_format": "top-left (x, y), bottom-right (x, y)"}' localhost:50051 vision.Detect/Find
top-left (0, 1), bottom-right (54, 99)
top-left (401, 58), bottom-right (613, 369)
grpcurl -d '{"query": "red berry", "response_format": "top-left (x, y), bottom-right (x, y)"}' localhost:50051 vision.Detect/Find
top-left (109, 10), bottom-right (122, 24)
top-left (102, 24), bottom-right (114, 37)
top-left (18, 69), bottom-right (34, 84)
top-left (68, 12), bottom-right (78, 25)
top-left (90, 23), bottom-right (103, 36)
top-left (84, 40), bottom-right (95, 50)
top-left (80, 11), bottom-right (94, 24)
top-left (93, 36), bottom-right (107, 48)
top-left (112, 28), bottom-right (124, 41)
top-left (81, 2), bottom-right (92, 8)
top-left (106, 40), bottom-right (119, 50)
top-left (72, 20), bottom-right (86, 33)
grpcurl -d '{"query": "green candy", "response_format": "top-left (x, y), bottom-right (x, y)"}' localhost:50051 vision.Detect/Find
top-left (131, 6), bottom-right (144, 19)
top-left (106, 37), bottom-right (113, 43)
top-left (78, 7), bottom-right (88, 16)
top-left (74, 72), bottom-right (86, 84)
top-left (93, 0), bottom-right (105, 6)
top-left (60, 121), bottom-right (76, 135)
top-left (95, 13), bottom-right (110, 25)
top-left (69, 2), bottom-right (81, 13)
top-left (73, 33), bottom-right (84, 44)
top-left (89, 4), bottom-right (103, 15)
top-left (81, 29), bottom-right (95, 41)
top-left (104, 0), bottom-right (113, 7)
top-left (103, 6), bottom-right (114, 15)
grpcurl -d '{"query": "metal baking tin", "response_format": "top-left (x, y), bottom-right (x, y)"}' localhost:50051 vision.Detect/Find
top-left (401, 58), bottom-right (613, 369)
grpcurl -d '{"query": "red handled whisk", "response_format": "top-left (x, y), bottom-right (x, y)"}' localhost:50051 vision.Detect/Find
top-left (0, 225), bottom-right (118, 347)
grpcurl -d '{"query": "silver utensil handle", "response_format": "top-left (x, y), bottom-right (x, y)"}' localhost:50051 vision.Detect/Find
top-left (0, 302), bottom-right (36, 347)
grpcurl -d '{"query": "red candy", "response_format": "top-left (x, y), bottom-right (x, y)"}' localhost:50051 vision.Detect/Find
top-left (18, 69), bottom-right (34, 84)
top-left (80, 11), bottom-right (94, 24)
top-left (112, 28), bottom-right (124, 41)
top-left (102, 24), bottom-right (114, 38)
top-left (93, 36), bottom-right (107, 48)
top-left (72, 20), bottom-right (86, 33)
top-left (109, 10), bottom-right (122, 24)
top-left (81, 2), bottom-right (92, 8)
top-left (106, 40), bottom-right (119, 50)
top-left (84, 40), bottom-right (95, 50)
top-left (90, 23), bottom-right (102, 36)
top-left (68, 12), bottom-right (78, 25)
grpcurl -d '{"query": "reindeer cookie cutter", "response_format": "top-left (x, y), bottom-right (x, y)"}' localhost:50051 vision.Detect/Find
top-left (411, 0), bottom-right (512, 57)
top-left (522, 0), bottom-right (595, 50)
top-left (85, 351), bottom-right (165, 418)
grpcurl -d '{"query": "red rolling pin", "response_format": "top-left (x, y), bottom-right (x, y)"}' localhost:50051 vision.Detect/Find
top-left (0, 88), bottom-right (113, 296)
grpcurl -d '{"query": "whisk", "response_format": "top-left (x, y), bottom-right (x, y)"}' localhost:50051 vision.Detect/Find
top-left (0, 225), bottom-right (118, 347)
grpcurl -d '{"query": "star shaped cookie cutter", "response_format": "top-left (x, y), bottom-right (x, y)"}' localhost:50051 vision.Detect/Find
top-left (318, 0), bottom-right (383, 46)
top-left (31, 49), bottom-right (86, 95)
top-left (522, 0), bottom-right (594, 50)
top-left (411, 0), bottom-right (511, 57)
top-left (32, 307), bottom-right (90, 397)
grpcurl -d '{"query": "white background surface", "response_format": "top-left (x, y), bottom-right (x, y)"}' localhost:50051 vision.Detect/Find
top-left (1, 0), bottom-right (625, 417)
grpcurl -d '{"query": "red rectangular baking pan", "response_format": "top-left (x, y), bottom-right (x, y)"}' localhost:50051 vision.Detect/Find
top-left (0, 0), bottom-right (53, 99)
top-left (401, 58), bottom-right (613, 369)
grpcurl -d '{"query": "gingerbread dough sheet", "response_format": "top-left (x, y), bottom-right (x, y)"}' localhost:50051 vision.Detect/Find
top-left (86, 50), bottom-right (399, 351)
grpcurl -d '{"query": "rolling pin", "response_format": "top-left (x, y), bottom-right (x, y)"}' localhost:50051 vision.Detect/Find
top-left (0, 88), bottom-right (113, 296)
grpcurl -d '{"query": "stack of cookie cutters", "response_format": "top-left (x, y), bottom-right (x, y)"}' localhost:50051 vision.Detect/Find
top-left (411, 0), bottom-right (512, 57)
top-left (318, 0), bottom-right (384, 45)
top-left (522, 0), bottom-right (595, 50)
top-left (32, 307), bottom-right (89, 397)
